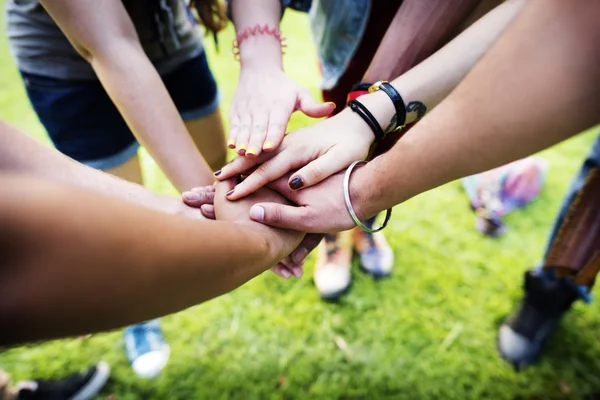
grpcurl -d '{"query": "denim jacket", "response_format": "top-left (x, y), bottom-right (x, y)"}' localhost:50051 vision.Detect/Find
top-left (228, 0), bottom-right (371, 90)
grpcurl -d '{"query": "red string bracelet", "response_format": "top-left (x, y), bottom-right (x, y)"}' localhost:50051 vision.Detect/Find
top-left (232, 24), bottom-right (287, 61)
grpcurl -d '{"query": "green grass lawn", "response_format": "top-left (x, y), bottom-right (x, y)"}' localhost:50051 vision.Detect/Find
top-left (1, 5), bottom-right (600, 400)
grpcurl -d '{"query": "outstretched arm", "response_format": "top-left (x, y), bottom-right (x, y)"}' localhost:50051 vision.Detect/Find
top-left (0, 121), bottom-right (203, 217)
top-left (40, 0), bottom-right (214, 191)
top-left (216, 0), bottom-right (526, 197)
top-left (226, 0), bottom-right (334, 157)
top-left (0, 175), bottom-right (303, 346)
top-left (243, 0), bottom-right (600, 234)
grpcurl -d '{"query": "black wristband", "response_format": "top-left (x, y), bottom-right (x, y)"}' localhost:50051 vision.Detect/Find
top-left (348, 99), bottom-right (386, 142)
top-left (368, 81), bottom-right (406, 132)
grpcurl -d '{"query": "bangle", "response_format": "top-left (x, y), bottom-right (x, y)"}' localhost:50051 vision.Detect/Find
top-left (348, 99), bottom-right (386, 141)
top-left (368, 81), bottom-right (406, 132)
top-left (232, 24), bottom-right (287, 61)
top-left (343, 160), bottom-right (392, 233)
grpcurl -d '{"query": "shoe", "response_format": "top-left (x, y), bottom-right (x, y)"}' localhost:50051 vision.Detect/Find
top-left (124, 320), bottom-right (170, 379)
top-left (498, 270), bottom-right (580, 369)
top-left (313, 233), bottom-right (352, 300)
top-left (353, 228), bottom-right (394, 278)
top-left (14, 361), bottom-right (110, 400)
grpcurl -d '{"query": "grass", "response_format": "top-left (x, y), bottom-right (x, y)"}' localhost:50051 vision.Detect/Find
top-left (1, 5), bottom-right (600, 400)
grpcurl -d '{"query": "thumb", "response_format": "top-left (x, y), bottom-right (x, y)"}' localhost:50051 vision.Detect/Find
top-left (296, 91), bottom-right (336, 118)
top-left (249, 202), bottom-right (312, 231)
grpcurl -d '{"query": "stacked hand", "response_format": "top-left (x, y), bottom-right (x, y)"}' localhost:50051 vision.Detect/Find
top-left (216, 108), bottom-right (375, 200)
top-left (183, 181), bottom-right (317, 279)
top-left (228, 68), bottom-right (336, 158)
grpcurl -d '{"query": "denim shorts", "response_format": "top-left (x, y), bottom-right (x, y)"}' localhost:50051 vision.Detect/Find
top-left (20, 50), bottom-right (219, 169)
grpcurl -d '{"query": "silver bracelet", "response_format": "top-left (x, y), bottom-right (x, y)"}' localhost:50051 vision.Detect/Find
top-left (343, 160), bottom-right (392, 233)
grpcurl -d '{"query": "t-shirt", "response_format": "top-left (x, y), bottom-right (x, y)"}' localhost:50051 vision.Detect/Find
top-left (5, 0), bottom-right (204, 80)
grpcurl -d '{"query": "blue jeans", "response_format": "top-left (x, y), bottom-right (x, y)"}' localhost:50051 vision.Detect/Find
top-left (21, 50), bottom-right (219, 170)
top-left (539, 134), bottom-right (600, 301)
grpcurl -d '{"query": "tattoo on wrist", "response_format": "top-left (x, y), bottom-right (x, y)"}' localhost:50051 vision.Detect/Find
top-left (383, 101), bottom-right (427, 133)
top-left (406, 101), bottom-right (427, 120)
top-left (384, 114), bottom-right (397, 133)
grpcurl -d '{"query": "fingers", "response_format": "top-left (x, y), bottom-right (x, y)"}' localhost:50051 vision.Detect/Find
top-left (249, 202), bottom-right (313, 231)
top-left (287, 149), bottom-right (349, 190)
top-left (264, 110), bottom-right (289, 152)
top-left (200, 204), bottom-right (215, 219)
top-left (216, 152), bottom-right (275, 181)
top-left (182, 186), bottom-right (216, 207)
top-left (246, 112), bottom-right (269, 158)
top-left (228, 111), bottom-right (240, 149)
top-left (270, 264), bottom-right (293, 279)
top-left (225, 151), bottom-right (305, 200)
top-left (291, 233), bottom-right (324, 264)
top-left (236, 111), bottom-right (252, 155)
top-left (297, 91), bottom-right (336, 118)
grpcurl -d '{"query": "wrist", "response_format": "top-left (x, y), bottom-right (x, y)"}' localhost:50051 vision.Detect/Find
top-left (236, 30), bottom-right (284, 70)
top-left (237, 220), bottom-right (302, 265)
top-left (355, 91), bottom-right (397, 136)
top-left (348, 161), bottom-right (384, 221)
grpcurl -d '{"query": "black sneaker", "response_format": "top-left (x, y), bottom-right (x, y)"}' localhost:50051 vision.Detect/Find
top-left (498, 270), bottom-right (580, 370)
top-left (16, 362), bottom-right (110, 400)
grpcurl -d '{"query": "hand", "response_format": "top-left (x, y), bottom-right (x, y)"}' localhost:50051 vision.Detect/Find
top-left (182, 185), bottom-right (216, 219)
top-left (216, 108), bottom-right (374, 201)
top-left (247, 171), bottom-right (369, 234)
top-left (228, 67), bottom-right (335, 158)
top-left (212, 178), bottom-right (307, 277)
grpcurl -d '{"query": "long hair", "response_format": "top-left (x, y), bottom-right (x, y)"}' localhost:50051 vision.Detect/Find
top-left (189, 0), bottom-right (228, 35)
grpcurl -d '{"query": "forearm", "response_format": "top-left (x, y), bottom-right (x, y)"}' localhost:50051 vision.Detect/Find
top-left (40, 0), bottom-right (214, 191)
top-left (363, 0), bottom-right (525, 125)
top-left (0, 121), bottom-right (191, 216)
top-left (90, 46), bottom-right (214, 191)
top-left (0, 175), bottom-right (301, 345)
top-left (231, 0), bottom-right (283, 70)
top-left (353, 0), bottom-right (600, 219)
top-left (364, 0), bottom-right (483, 83)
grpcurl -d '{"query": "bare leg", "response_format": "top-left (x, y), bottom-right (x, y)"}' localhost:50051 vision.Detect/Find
top-left (105, 153), bottom-right (143, 184)
top-left (184, 109), bottom-right (227, 172)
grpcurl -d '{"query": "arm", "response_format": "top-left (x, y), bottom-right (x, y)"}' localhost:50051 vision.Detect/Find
top-left (243, 0), bottom-right (600, 234)
top-left (227, 0), bottom-right (334, 157)
top-left (353, 0), bottom-right (600, 219)
top-left (40, 0), bottom-right (214, 192)
top-left (0, 121), bottom-right (205, 217)
top-left (216, 0), bottom-right (526, 197)
top-left (0, 175), bottom-right (303, 346)
top-left (363, 0), bottom-right (486, 83)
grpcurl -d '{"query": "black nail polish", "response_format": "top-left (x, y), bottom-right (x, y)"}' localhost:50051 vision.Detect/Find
top-left (226, 189), bottom-right (235, 197)
top-left (289, 176), bottom-right (304, 190)
top-left (214, 169), bottom-right (222, 176)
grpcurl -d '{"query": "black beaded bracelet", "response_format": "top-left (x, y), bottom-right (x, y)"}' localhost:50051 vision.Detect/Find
top-left (348, 99), bottom-right (386, 142)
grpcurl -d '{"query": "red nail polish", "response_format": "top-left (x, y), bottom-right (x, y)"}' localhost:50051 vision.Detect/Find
top-left (226, 189), bottom-right (235, 197)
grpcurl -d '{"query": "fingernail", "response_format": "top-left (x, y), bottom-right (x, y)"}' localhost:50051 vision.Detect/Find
top-left (214, 169), bottom-right (222, 176)
top-left (249, 205), bottom-right (265, 222)
top-left (246, 147), bottom-right (257, 156)
top-left (325, 101), bottom-right (337, 109)
top-left (263, 141), bottom-right (273, 150)
top-left (227, 139), bottom-right (235, 148)
top-left (289, 176), bottom-right (304, 190)
top-left (292, 247), bottom-right (309, 264)
top-left (280, 269), bottom-right (292, 279)
top-left (182, 191), bottom-right (201, 201)
top-left (291, 266), bottom-right (304, 278)
top-left (226, 189), bottom-right (235, 197)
